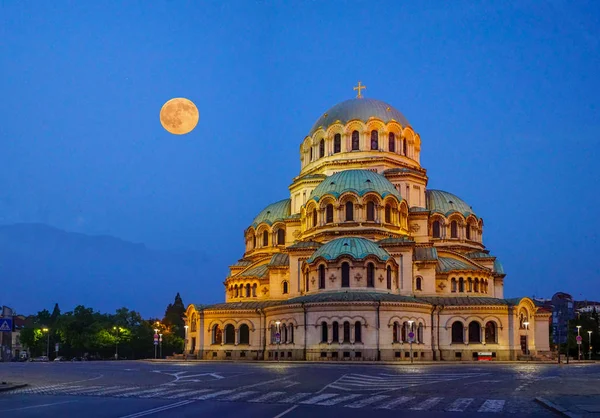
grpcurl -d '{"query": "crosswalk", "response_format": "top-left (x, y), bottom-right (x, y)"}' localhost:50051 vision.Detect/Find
top-left (327, 372), bottom-right (488, 392)
top-left (4, 383), bottom-right (517, 413)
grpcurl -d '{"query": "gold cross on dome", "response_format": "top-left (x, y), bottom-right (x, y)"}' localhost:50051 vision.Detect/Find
top-left (353, 81), bottom-right (366, 98)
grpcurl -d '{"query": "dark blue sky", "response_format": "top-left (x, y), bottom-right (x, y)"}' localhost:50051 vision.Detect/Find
top-left (1, 1), bottom-right (599, 315)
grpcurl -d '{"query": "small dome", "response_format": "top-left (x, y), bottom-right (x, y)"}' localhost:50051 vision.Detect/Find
top-left (309, 98), bottom-right (410, 136)
top-left (426, 190), bottom-right (477, 218)
top-left (307, 237), bottom-right (390, 263)
top-left (251, 199), bottom-right (290, 227)
top-left (310, 169), bottom-right (402, 202)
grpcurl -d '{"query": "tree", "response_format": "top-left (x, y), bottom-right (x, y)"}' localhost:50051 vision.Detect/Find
top-left (163, 293), bottom-right (186, 339)
top-left (50, 303), bottom-right (61, 325)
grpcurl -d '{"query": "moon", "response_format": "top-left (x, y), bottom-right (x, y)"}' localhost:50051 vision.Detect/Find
top-left (159, 98), bottom-right (199, 135)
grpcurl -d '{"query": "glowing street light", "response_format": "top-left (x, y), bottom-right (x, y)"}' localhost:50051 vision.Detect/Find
top-left (275, 321), bottom-right (281, 361)
top-left (588, 330), bottom-right (593, 361)
top-left (576, 325), bottom-right (582, 360)
top-left (407, 320), bottom-right (415, 363)
top-left (523, 321), bottom-right (530, 356)
top-left (154, 328), bottom-right (159, 359)
top-left (41, 328), bottom-right (50, 359)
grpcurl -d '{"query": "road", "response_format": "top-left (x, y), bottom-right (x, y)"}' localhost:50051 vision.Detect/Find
top-left (1, 361), bottom-right (598, 417)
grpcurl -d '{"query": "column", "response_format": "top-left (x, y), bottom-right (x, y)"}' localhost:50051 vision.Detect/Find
top-left (464, 326), bottom-right (468, 345)
top-left (235, 328), bottom-right (239, 346)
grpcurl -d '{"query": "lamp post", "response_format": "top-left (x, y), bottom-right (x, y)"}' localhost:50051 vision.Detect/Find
top-left (184, 325), bottom-right (189, 360)
top-left (159, 334), bottom-right (163, 359)
top-left (275, 321), bottom-right (281, 361)
top-left (154, 328), bottom-right (159, 359)
top-left (42, 328), bottom-right (50, 359)
top-left (408, 320), bottom-right (414, 364)
top-left (588, 331), bottom-right (593, 361)
top-left (576, 325), bottom-right (582, 361)
top-left (523, 322), bottom-right (529, 356)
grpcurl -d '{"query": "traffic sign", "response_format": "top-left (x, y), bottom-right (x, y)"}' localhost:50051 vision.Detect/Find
top-left (275, 332), bottom-right (281, 344)
top-left (577, 340), bottom-right (582, 345)
top-left (408, 331), bottom-right (415, 342)
top-left (576, 335), bottom-right (582, 342)
top-left (0, 318), bottom-right (12, 332)
top-left (154, 334), bottom-right (159, 341)
top-left (55, 343), bottom-right (59, 353)
top-left (154, 341), bottom-right (158, 345)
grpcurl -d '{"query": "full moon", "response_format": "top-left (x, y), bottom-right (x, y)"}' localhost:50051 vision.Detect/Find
top-left (159, 98), bottom-right (199, 135)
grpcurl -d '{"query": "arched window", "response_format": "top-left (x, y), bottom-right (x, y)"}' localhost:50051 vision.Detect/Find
top-left (213, 325), bottom-right (222, 345)
top-left (458, 277), bottom-right (465, 292)
top-left (467, 277), bottom-right (473, 292)
top-left (190, 313), bottom-right (197, 332)
top-left (415, 276), bottom-right (422, 291)
top-left (466, 225), bottom-right (471, 240)
top-left (417, 323), bottom-right (424, 343)
top-left (318, 265), bottom-right (325, 289)
top-left (334, 133), bottom-right (341, 153)
top-left (366, 201), bottom-right (375, 221)
top-left (312, 208), bottom-right (318, 227)
top-left (343, 321), bottom-right (350, 343)
top-left (252, 283), bottom-right (257, 297)
top-left (451, 278), bottom-right (457, 293)
top-left (332, 321), bottom-right (339, 342)
top-left (450, 221), bottom-right (458, 238)
top-left (325, 204), bottom-right (334, 223)
top-left (239, 324), bottom-right (250, 344)
top-left (485, 321), bottom-right (497, 344)
top-left (367, 263), bottom-right (375, 287)
top-left (270, 325), bottom-right (276, 344)
top-left (474, 278), bottom-right (480, 292)
top-left (222, 324), bottom-right (233, 344)
top-left (371, 130), bottom-right (378, 150)
top-left (319, 139), bottom-right (325, 158)
top-left (282, 324), bottom-right (288, 343)
top-left (386, 266), bottom-right (392, 290)
top-left (393, 322), bottom-right (399, 343)
top-left (234, 285), bottom-right (239, 297)
top-left (468, 321), bottom-right (481, 343)
top-left (388, 132), bottom-right (395, 152)
top-left (403, 138), bottom-right (407, 155)
top-left (385, 204), bottom-right (391, 223)
top-left (289, 324), bottom-right (294, 343)
top-left (345, 201), bottom-right (354, 221)
top-left (282, 281), bottom-right (289, 294)
top-left (341, 262), bottom-right (350, 287)
top-left (321, 321), bottom-right (328, 343)
top-left (277, 229), bottom-right (285, 245)
top-left (432, 220), bottom-right (441, 238)
top-left (351, 130), bottom-right (360, 150)
top-left (354, 321), bottom-right (362, 343)
top-left (246, 283), bottom-right (251, 297)
top-left (309, 147), bottom-right (313, 161)
top-left (401, 322), bottom-right (408, 342)
top-left (252, 235), bottom-right (256, 249)
top-left (451, 321), bottom-right (463, 343)
top-left (305, 271), bottom-right (309, 292)
top-left (262, 230), bottom-right (268, 247)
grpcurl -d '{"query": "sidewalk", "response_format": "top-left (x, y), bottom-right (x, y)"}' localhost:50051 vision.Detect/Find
top-left (536, 396), bottom-right (600, 418)
top-left (0, 382), bottom-right (27, 392)
top-left (146, 358), bottom-right (598, 365)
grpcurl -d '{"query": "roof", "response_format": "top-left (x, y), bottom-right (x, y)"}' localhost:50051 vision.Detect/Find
top-left (426, 189), bottom-right (477, 218)
top-left (284, 291), bottom-right (428, 305)
top-left (309, 98), bottom-right (410, 136)
top-left (493, 259), bottom-right (505, 275)
top-left (237, 264), bottom-right (269, 278)
top-left (436, 257), bottom-right (480, 273)
top-left (309, 170), bottom-right (403, 202)
top-left (414, 247), bottom-right (439, 262)
top-left (269, 253), bottom-right (289, 267)
top-left (307, 237), bottom-right (390, 263)
top-left (251, 199), bottom-right (291, 227)
top-left (288, 240), bottom-right (323, 250)
top-left (203, 300), bottom-right (284, 311)
top-left (231, 259), bottom-right (253, 267)
top-left (416, 297), bottom-right (512, 307)
top-left (382, 167), bottom-right (422, 176)
top-left (377, 236), bottom-right (414, 245)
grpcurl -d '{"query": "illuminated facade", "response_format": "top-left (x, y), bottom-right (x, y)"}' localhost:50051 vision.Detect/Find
top-left (185, 86), bottom-right (551, 361)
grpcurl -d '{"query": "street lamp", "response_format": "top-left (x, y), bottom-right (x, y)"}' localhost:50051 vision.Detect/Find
top-left (159, 334), bottom-right (163, 359)
top-left (588, 330), bottom-right (592, 361)
top-left (113, 327), bottom-right (124, 360)
top-left (42, 328), bottom-right (50, 359)
top-left (576, 325), bottom-right (582, 360)
top-left (184, 325), bottom-right (189, 360)
top-left (275, 321), bottom-right (281, 361)
top-left (154, 328), bottom-right (159, 359)
top-left (407, 320), bottom-right (414, 363)
top-left (523, 322), bottom-right (529, 356)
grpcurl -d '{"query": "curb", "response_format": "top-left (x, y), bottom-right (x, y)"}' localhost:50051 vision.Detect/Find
top-left (0, 383), bottom-right (28, 393)
top-left (535, 397), bottom-right (581, 418)
top-left (142, 359), bottom-right (565, 365)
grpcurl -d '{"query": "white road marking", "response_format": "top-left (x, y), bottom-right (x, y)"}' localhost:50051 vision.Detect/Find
top-left (464, 380), bottom-right (502, 386)
top-left (478, 399), bottom-right (505, 413)
top-left (345, 394), bottom-right (390, 408)
top-left (196, 389), bottom-right (235, 400)
top-left (377, 396), bottom-right (415, 409)
top-left (94, 386), bottom-right (140, 396)
top-left (272, 405), bottom-right (298, 418)
top-left (0, 400), bottom-right (78, 412)
top-left (220, 391), bottom-right (259, 401)
top-left (277, 392), bottom-right (311, 403)
top-left (117, 400), bottom-right (194, 418)
top-left (300, 393), bottom-right (338, 405)
top-left (249, 391), bottom-right (285, 402)
top-left (115, 388), bottom-right (166, 398)
top-left (60, 386), bottom-right (103, 395)
top-left (410, 396), bottom-right (444, 410)
top-left (446, 397), bottom-right (474, 411)
top-left (317, 394), bottom-right (362, 406)
top-left (166, 389), bottom-right (213, 399)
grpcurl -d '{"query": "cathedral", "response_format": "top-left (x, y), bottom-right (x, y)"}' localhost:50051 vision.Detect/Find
top-left (184, 85), bottom-right (551, 361)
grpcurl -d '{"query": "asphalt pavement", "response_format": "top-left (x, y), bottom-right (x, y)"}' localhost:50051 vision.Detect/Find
top-left (0, 360), bottom-right (598, 417)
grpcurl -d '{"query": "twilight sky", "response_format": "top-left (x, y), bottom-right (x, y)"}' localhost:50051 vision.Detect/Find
top-left (1, 1), bottom-right (599, 315)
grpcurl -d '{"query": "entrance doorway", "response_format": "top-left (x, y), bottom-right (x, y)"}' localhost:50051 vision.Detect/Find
top-left (191, 337), bottom-right (196, 354)
top-left (520, 335), bottom-right (528, 354)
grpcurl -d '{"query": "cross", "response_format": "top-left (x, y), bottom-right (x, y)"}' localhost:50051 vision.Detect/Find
top-left (353, 81), bottom-right (366, 98)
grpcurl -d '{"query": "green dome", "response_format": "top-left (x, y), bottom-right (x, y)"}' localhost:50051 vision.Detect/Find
top-left (306, 237), bottom-right (390, 263)
top-left (310, 170), bottom-right (402, 202)
top-left (426, 190), bottom-right (477, 218)
top-left (309, 98), bottom-right (410, 135)
top-left (251, 199), bottom-right (290, 227)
